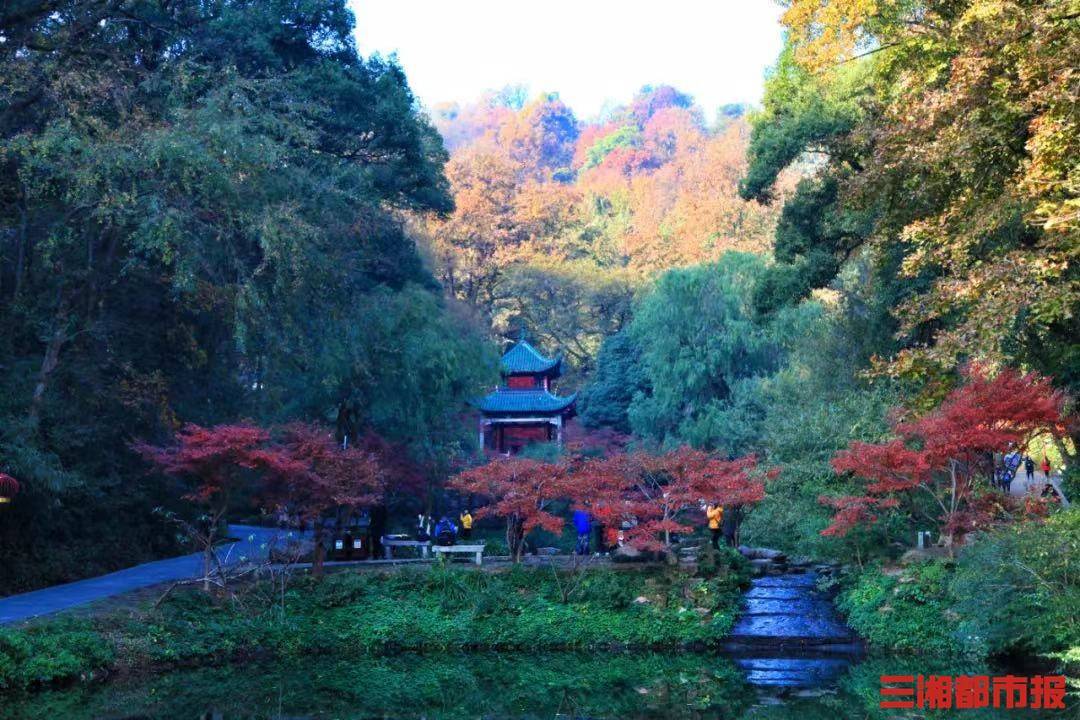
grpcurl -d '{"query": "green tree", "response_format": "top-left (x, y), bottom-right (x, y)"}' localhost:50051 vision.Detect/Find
top-left (612, 253), bottom-right (781, 453)
top-left (0, 0), bottom-right (481, 591)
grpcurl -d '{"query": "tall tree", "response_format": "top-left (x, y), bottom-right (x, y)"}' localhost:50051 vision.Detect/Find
top-left (743, 0), bottom-right (1080, 394)
top-left (0, 0), bottom-right (482, 590)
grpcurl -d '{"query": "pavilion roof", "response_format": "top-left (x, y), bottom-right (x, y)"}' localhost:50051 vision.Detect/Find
top-left (501, 339), bottom-right (562, 376)
top-left (478, 389), bottom-right (577, 415)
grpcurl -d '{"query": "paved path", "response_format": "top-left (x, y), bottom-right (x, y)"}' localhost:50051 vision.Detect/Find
top-left (0, 525), bottom-right (299, 625)
top-left (1008, 470), bottom-right (1070, 507)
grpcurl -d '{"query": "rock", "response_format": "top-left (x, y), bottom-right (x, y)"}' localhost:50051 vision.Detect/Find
top-left (738, 546), bottom-right (788, 562)
top-left (615, 544), bottom-right (642, 559)
top-left (795, 688), bottom-right (830, 698)
top-left (534, 546), bottom-right (559, 556)
top-left (633, 596), bottom-right (650, 605)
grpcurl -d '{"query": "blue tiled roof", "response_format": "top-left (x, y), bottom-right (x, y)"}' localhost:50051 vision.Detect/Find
top-left (501, 340), bottom-right (561, 375)
top-left (479, 389), bottom-right (577, 414)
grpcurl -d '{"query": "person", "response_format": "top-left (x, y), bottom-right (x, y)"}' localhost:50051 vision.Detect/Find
top-left (417, 513), bottom-right (432, 541)
top-left (459, 509), bottom-right (473, 540)
top-left (573, 508), bottom-right (592, 555)
top-left (434, 516), bottom-right (457, 546)
top-left (706, 503), bottom-right (723, 550)
top-left (1041, 456), bottom-right (1052, 477)
top-left (1024, 455), bottom-right (1035, 484)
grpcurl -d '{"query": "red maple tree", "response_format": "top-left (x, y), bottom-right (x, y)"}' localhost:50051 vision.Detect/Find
top-left (275, 424), bottom-right (385, 576)
top-left (135, 423), bottom-right (305, 591)
top-left (0, 472), bottom-right (20, 503)
top-left (824, 366), bottom-right (1066, 548)
top-left (449, 457), bottom-right (571, 561)
top-left (567, 447), bottom-right (767, 553)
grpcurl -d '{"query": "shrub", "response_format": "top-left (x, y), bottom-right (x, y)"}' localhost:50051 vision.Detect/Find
top-left (837, 560), bottom-right (973, 657)
top-left (0, 620), bottom-right (114, 691)
top-left (951, 508), bottom-right (1080, 660)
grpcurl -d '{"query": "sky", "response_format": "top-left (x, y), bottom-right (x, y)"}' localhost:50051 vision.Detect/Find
top-left (349, 1), bottom-right (786, 121)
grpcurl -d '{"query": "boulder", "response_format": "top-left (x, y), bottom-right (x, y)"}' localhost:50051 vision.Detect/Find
top-left (738, 546), bottom-right (788, 562)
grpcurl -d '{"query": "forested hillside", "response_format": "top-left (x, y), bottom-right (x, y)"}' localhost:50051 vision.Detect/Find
top-left (418, 87), bottom-right (784, 379)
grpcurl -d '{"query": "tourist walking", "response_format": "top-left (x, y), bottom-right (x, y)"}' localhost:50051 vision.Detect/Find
top-left (459, 509), bottom-right (473, 540)
top-left (1024, 455), bottom-right (1035, 483)
top-left (706, 503), bottom-right (723, 550)
top-left (573, 508), bottom-right (592, 555)
top-left (1041, 456), bottom-right (1052, 477)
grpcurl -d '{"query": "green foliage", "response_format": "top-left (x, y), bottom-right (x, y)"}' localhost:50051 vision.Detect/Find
top-left (0, 563), bottom-right (747, 695)
top-left (623, 253), bottom-right (780, 453)
top-left (583, 125), bottom-right (642, 169)
top-left (0, 0), bottom-right (488, 590)
top-left (739, 46), bottom-right (864, 204)
top-left (0, 620), bottom-right (114, 692)
top-left (578, 330), bottom-right (649, 432)
top-left (837, 560), bottom-right (971, 657)
top-left (839, 518), bottom-right (1080, 665)
top-left (951, 509), bottom-right (1080, 660)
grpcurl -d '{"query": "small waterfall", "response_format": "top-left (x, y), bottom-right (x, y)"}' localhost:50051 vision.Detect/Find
top-left (724, 568), bottom-right (862, 688)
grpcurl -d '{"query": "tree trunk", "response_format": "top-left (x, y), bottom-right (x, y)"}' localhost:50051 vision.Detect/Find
top-left (203, 545), bottom-right (213, 593)
top-left (312, 526), bottom-right (325, 577)
top-left (28, 316), bottom-right (67, 429)
top-left (12, 205), bottom-right (27, 300)
top-left (946, 461), bottom-right (958, 557)
top-left (28, 279), bottom-right (71, 429)
top-left (507, 516), bottom-right (525, 562)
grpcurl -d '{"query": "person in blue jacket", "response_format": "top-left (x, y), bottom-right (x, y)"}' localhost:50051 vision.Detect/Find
top-left (573, 508), bottom-right (592, 555)
top-left (434, 516), bottom-right (458, 546)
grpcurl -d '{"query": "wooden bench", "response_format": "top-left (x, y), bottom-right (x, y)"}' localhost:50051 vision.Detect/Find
top-left (381, 538), bottom-right (431, 560)
top-left (431, 544), bottom-right (486, 565)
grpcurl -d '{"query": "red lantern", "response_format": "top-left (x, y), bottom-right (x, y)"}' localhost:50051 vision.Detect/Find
top-left (0, 473), bottom-right (19, 504)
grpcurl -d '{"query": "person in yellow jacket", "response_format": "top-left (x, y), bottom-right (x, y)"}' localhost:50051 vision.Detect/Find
top-left (459, 509), bottom-right (474, 540)
top-left (705, 504), bottom-right (723, 550)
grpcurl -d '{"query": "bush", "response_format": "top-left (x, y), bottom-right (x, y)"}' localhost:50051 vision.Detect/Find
top-left (0, 620), bottom-right (114, 691)
top-left (837, 560), bottom-right (973, 657)
top-left (950, 508), bottom-right (1080, 660)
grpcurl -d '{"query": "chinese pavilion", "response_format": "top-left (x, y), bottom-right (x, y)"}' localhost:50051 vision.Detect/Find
top-left (478, 335), bottom-right (577, 454)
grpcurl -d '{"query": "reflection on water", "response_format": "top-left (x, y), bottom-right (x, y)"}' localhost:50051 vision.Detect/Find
top-left (5, 651), bottom-right (1067, 720)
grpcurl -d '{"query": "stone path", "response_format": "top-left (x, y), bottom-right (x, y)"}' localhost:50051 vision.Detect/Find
top-left (0, 525), bottom-right (293, 625)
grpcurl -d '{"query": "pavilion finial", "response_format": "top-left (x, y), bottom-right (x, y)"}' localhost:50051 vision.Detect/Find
top-left (518, 326), bottom-right (528, 342)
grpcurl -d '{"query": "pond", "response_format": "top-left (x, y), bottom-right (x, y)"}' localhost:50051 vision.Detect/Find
top-left (5, 650), bottom-right (1064, 719)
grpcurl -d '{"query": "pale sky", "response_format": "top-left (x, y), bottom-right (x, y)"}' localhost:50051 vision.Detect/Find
top-left (349, 1), bottom-right (786, 120)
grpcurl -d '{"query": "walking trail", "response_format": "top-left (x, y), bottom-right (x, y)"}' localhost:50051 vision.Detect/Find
top-left (0, 525), bottom-right (289, 625)
top-left (1009, 469), bottom-right (1070, 507)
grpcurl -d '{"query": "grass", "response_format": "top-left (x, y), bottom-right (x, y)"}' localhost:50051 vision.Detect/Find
top-left (0, 554), bottom-right (750, 695)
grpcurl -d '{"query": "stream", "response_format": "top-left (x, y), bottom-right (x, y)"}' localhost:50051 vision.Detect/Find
top-left (4, 569), bottom-right (1065, 718)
